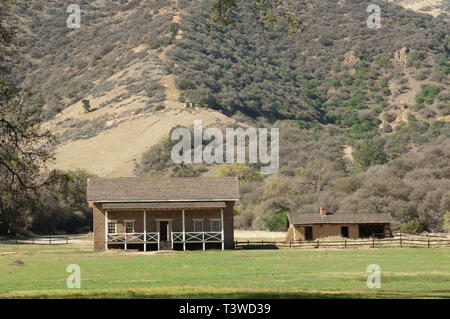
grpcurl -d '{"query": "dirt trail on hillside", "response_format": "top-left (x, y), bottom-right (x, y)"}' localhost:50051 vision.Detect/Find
top-left (342, 145), bottom-right (354, 162)
top-left (159, 14), bottom-right (182, 106)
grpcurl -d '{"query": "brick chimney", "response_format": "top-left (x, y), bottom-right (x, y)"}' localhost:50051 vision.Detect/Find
top-left (320, 207), bottom-right (327, 216)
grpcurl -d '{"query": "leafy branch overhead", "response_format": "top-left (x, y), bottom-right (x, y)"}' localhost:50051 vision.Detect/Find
top-left (210, 0), bottom-right (304, 34)
top-left (1, 0), bottom-right (55, 214)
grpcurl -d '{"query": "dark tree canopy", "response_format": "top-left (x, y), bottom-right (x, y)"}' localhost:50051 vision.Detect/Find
top-left (0, 0), bottom-right (56, 234)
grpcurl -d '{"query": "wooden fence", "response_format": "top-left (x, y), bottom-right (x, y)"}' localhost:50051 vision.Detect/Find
top-left (235, 235), bottom-right (450, 250)
top-left (1, 236), bottom-right (78, 245)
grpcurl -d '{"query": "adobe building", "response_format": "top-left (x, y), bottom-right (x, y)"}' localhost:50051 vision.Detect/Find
top-left (87, 177), bottom-right (239, 251)
top-left (285, 207), bottom-right (393, 242)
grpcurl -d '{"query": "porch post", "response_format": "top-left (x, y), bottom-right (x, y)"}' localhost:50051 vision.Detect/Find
top-left (182, 209), bottom-right (186, 251)
top-left (203, 232), bottom-right (205, 251)
top-left (143, 209), bottom-right (147, 252)
top-left (105, 210), bottom-right (108, 251)
top-left (124, 226), bottom-right (127, 250)
top-left (221, 208), bottom-right (224, 250)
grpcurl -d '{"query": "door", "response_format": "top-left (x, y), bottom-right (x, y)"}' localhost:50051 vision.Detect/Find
top-left (159, 221), bottom-right (168, 241)
top-left (305, 227), bottom-right (313, 241)
top-left (341, 226), bottom-right (349, 238)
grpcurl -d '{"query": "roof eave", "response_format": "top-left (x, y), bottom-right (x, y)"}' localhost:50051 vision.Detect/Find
top-left (87, 198), bottom-right (240, 203)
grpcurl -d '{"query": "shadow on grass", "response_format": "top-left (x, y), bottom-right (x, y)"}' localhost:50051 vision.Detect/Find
top-left (2, 289), bottom-right (449, 299)
top-left (235, 245), bottom-right (279, 250)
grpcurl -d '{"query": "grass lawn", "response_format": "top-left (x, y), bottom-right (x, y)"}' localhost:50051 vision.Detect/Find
top-left (0, 243), bottom-right (449, 298)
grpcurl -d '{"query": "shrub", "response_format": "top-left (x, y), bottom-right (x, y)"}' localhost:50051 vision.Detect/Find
top-left (414, 73), bottom-right (427, 81)
top-left (383, 112), bottom-right (395, 123)
top-left (415, 84), bottom-right (441, 105)
top-left (444, 211), bottom-right (450, 231)
top-left (401, 218), bottom-right (424, 234)
top-left (82, 99), bottom-right (91, 113)
top-left (262, 211), bottom-right (289, 231)
top-left (217, 163), bottom-right (263, 184)
top-left (353, 140), bottom-right (388, 171)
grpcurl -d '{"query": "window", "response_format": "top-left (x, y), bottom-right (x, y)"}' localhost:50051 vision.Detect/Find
top-left (108, 221), bottom-right (116, 234)
top-left (194, 220), bottom-right (203, 232)
top-left (211, 219), bottom-right (221, 232)
top-left (125, 221), bottom-right (135, 234)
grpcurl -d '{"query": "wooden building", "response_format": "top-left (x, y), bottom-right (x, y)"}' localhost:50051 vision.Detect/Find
top-left (285, 207), bottom-right (393, 241)
top-left (87, 177), bottom-right (239, 251)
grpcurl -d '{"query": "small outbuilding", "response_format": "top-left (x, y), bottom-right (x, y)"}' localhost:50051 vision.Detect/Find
top-left (285, 207), bottom-right (393, 242)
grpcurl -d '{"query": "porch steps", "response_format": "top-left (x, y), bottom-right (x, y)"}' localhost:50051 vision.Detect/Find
top-left (159, 240), bottom-right (172, 251)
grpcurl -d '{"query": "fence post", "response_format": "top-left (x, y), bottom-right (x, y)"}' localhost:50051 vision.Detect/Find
top-left (399, 233), bottom-right (402, 248)
top-left (316, 239), bottom-right (319, 248)
top-left (262, 239), bottom-right (264, 247)
top-left (428, 238), bottom-right (430, 248)
top-left (49, 237), bottom-right (52, 245)
top-left (289, 241), bottom-right (291, 248)
top-left (372, 238), bottom-right (375, 248)
top-left (32, 238), bottom-right (34, 245)
top-left (247, 240), bottom-right (249, 247)
top-left (344, 240), bottom-right (346, 248)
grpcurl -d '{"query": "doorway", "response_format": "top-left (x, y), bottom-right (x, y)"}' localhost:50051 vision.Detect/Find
top-left (341, 226), bottom-right (349, 238)
top-left (359, 224), bottom-right (385, 238)
top-left (159, 221), bottom-right (169, 241)
top-left (305, 227), bottom-right (313, 240)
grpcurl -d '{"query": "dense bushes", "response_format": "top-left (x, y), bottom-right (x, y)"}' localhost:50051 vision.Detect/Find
top-left (0, 169), bottom-right (95, 236)
top-left (168, 0), bottom-right (448, 132)
top-left (135, 121), bottom-right (449, 233)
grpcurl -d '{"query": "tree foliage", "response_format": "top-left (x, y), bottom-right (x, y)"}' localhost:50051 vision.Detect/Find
top-left (217, 163), bottom-right (263, 184)
top-left (353, 140), bottom-right (387, 171)
top-left (210, 0), bottom-right (304, 35)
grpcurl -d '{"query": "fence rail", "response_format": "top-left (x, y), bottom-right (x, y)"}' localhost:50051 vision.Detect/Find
top-left (235, 236), bottom-right (450, 250)
top-left (2, 232), bottom-right (448, 249)
top-left (0, 235), bottom-right (78, 245)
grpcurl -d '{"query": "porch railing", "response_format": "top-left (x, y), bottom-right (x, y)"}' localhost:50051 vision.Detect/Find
top-left (171, 232), bottom-right (223, 243)
top-left (107, 232), bottom-right (159, 244)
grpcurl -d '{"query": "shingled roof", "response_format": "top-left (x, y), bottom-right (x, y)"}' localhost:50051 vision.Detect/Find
top-left (87, 177), bottom-right (240, 202)
top-left (287, 213), bottom-right (393, 225)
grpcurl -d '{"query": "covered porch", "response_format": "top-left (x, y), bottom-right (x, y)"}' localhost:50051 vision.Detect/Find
top-left (103, 202), bottom-right (225, 251)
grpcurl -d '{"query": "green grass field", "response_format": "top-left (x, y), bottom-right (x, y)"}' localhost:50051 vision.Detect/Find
top-left (0, 243), bottom-right (449, 298)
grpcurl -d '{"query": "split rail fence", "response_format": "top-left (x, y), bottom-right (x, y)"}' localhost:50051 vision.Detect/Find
top-left (235, 234), bottom-right (449, 250)
top-left (0, 235), bottom-right (84, 245)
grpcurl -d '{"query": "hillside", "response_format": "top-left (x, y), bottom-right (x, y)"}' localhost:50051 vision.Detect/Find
top-left (7, 0), bottom-right (449, 232)
top-left (8, 0), bottom-right (448, 175)
top-left (11, 0), bottom-right (241, 176)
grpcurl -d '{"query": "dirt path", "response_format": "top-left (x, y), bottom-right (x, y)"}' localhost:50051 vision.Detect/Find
top-left (342, 145), bottom-right (354, 162)
top-left (234, 230), bottom-right (287, 239)
top-left (158, 14), bottom-right (182, 106)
